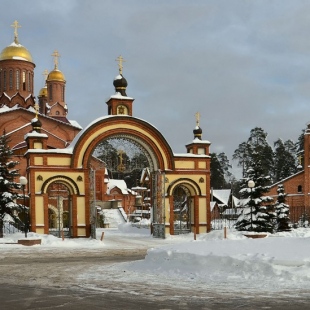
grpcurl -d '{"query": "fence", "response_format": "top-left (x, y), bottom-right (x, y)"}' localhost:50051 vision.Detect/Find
top-left (211, 206), bottom-right (310, 230)
top-left (1, 221), bottom-right (24, 236)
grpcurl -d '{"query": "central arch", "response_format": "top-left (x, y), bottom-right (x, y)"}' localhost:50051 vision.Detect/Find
top-left (69, 115), bottom-right (175, 237)
top-left (70, 116), bottom-right (175, 171)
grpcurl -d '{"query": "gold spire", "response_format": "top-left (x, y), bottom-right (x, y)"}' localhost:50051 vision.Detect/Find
top-left (115, 55), bottom-right (125, 74)
top-left (11, 20), bottom-right (21, 44)
top-left (51, 50), bottom-right (60, 70)
top-left (195, 112), bottom-right (200, 126)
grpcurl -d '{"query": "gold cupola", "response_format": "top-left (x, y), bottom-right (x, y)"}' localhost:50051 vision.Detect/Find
top-left (0, 20), bottom-right (33, 63)
top-left (46, 50), bottom-right (65, 82)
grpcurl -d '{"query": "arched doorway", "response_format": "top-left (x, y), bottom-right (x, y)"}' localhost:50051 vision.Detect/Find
top-left (91, 135), bottom-right (157, 227)
top-left (173, 185), bottom-right (192, 234)
top-left (46, 182), bottom-right (72, 238)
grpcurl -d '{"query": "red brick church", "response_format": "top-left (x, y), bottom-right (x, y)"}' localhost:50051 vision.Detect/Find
top-left (0, 21), bottom-right (212, 238)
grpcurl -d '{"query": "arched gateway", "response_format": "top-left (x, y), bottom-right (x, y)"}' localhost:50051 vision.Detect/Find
top-left (24, 67), bottom-right (211, 238)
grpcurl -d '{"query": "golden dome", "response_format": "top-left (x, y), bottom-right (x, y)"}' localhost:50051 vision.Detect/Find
top-left (38, 85), bottom-right (47, 97)
top-left (47, 69), bottom-right (65, 82)
top-left (0, 41), bottom-right (33, 62)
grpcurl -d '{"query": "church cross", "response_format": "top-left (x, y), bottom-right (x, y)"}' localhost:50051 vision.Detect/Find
top-left (11, 20), bottom-right (21, 43)
top-left (34, 101), bottom-right (39, 119)
top-left (51, 50), bottom-right (61, 69)
top-left (43, 69), bottom-right (49, 81)
top-left (115, 55), bottom-right (126, 74)
top-left (195, 112), bottom-right (200, 126)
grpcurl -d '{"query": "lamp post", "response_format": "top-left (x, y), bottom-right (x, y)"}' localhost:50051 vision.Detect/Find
top-left (248, 180), bottom-right (255, 231)
top-left (19, 176), bottom-right (28, 238)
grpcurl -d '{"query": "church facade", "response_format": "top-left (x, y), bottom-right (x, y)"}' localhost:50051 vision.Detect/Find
top-left (268, 126), bottom-right (310, 224)
top-left (0, 21), bottom-right (212, 238)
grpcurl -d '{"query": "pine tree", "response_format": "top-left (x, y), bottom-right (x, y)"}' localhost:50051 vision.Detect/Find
top-left (233, 127), bottom-right (274, 178)
top-left (273, 139), bottom-right (297, 182)
top-left (210, 153), bottom-right (226, 189)
top-left (274, 184), bottom-right (291, 232)
top-left (235, 153), bottom-right (274, 233)
top-left (0, 131), bottom-right (23, 237)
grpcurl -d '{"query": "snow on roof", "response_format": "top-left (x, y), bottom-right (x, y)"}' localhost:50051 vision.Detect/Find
top-left (211, 189), bottom-right (231, 205)
top-left (210, 201), bottom-right (218, 211)
top-left (106, 92), bottom-right (133, 101)
top-left (107, 179), bottom-right (129, 195)
top-left (66, 115), bottom-right (161, 151)
top-left (186, 137), bottom-right (211, 144)
top-left (68, 120), bottom-right (82, 129)
top-left (24, 131), bottom-right (48, 139)
top-left (174, 153), bottom-right (210, 158)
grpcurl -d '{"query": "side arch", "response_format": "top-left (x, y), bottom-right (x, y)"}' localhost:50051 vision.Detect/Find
top-left (41, 175), bottom-right (80, 195)
top-left (166, 178), bottom-right (202, 196)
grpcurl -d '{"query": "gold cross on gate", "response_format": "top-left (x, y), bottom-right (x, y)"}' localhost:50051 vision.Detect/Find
top-left (51, 50), bottom-right (61, 69)
top-left (11, 20), bottom-right (21, 42)
top-left (115, 55), bottom-right (126, 74)
top-left (195, 112), bottom-right (200, 126)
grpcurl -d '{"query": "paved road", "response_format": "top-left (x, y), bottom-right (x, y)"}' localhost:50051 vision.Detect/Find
top-left (0, 237), bottom-right (309, 309)
top-left (1, 282), bottom-right (310, 310)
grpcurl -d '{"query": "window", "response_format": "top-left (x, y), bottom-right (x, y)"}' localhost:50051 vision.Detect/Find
top-left (28, 72), bottom-right (31, 91)
top-left (9, 70), bottom-right (13, 90)
top-left (298, 185), bottom-right (302, 193)
top-left (16, 70), bottom-right (20, 90)
top-left (22, 71), bottom-right (26, 91)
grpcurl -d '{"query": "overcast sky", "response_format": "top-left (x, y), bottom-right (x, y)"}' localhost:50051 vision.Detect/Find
top-left (2, 0), bottom-right (310, 176)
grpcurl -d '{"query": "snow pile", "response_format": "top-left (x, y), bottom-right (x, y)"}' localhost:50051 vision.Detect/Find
top-left (2, 225), bottom-right (310, 292)
top-left (123, 229), bottom-right (310, 291)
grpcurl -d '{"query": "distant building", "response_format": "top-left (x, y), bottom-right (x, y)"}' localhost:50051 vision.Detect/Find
top-left (267, 137), bottom-right (308, 224)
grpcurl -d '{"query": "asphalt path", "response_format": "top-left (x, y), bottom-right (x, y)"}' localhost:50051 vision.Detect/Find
top-left (0, 238), bottom-right (309, 309)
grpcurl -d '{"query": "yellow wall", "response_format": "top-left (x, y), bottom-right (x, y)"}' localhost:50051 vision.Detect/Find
top-left (34, 142), bottom-right (43, 149)
top-left (34, 172), bottom-right (85, 195)
top-left (78, 228), bottom-right (86, 236)
top-left (34, 157), bottom-right (43, 165)
top-left (174, 160), bottom-right (195, 169)
top-left (199, 197), bottom-right (207, 223)
top-left (47, 157), bottom-right (71, 166)
top-left (77, 197), bottom-right (86, 225)
top-left (35, 196), bottom-right (44, 225)
top-left (198, 161), bottom-right (206, 169)
top-left (36, 228), bottom-right (45, 234)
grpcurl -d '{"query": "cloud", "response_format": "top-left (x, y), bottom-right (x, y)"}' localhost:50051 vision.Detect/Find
top-left (2, 0), bottom-right (310, 177)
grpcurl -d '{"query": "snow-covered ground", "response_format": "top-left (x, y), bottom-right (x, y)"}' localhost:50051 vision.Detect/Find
top-left (1, 224), bottom-right (310, 296)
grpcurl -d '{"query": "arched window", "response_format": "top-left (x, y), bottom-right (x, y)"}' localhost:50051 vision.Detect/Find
top-left (16, 70), bottom-right (20, 90)
top-left (22, 71), bottom-right (26, 91)
top-left (9, 70), bottom-right (13, 90)
top-left (298, 185), bottom-right (302, 193)
top-left (28, 72), bottom-right (31, 92)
